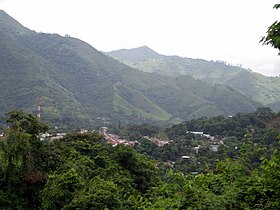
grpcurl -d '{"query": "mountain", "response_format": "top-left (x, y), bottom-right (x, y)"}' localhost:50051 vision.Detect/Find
top-left (0, 11), bottom-right (260, 127)
top-left (107, 46), bottom-right (162, 63)
top-left (106, 46), bottom-right (280, 111)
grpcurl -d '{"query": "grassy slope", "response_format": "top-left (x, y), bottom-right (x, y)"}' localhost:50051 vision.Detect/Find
top-left (226, 71), bottom-right (280, 108)
top-left (107, 47), bottom-right (280, 112)
top-left (0, 12), bottom-right (261, 125)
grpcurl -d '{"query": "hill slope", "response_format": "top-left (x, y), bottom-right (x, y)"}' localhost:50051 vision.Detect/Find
top-left (0, 11), bottom-right (260, 126)
top-left (106, 46), bottom-right (280, 111)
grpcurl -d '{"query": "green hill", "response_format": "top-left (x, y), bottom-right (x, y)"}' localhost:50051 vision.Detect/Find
top-left (0, 11), bottom-right (260, 127)
top-left (106, 46), bottom-right (280, 111)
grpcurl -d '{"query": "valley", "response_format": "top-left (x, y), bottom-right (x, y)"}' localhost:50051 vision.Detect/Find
top-left (0, 10), bottom-right (269, 128)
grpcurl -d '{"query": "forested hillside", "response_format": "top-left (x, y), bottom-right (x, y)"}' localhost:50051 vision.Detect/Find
top-left (107, 46), bottom-right (280, 111)
top-left (0, 11), bottom-right (260, 127)
top-left (1, 1), bottom-right (279, 208)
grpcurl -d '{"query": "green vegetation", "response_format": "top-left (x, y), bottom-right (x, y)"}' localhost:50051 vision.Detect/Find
top-left (112, 108), bottom-right (280, 174)
top-left (0, 11), bottom-right (260, 127)
top-left (1, 2), bottom-right (280, 209)
top-left (0, 110), bottom-right (159, 209)
top-left (1, 109), bottom-right (280, 209)
top-left (1, 3), bottom-right (280, 209)
top-left (113, 83), bottom-right (172, 121)
top-left (260, 4), bottom-right (280, 55)
top-left (107, 46), bottom-right (280, 111)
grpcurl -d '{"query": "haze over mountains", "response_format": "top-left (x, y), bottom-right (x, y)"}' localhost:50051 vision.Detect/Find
top-left (107, 46), bottom-right (280, 111)
top-left (0, 10), bottom-right (277, 127)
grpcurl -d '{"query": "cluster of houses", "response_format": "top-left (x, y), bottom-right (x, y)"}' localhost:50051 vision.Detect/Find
top-left (182, 131), bottom-right (224, 160)
top-left (187, 131), bottom-right (215, 140)
top-left (37, 126), bottom-right (137, 147)
top-left (99, 127), bottom-right (136, 147)
top-left (187, 131), bottom-right (223, 151)
top-left (39, 132), bottom-right (67, 141)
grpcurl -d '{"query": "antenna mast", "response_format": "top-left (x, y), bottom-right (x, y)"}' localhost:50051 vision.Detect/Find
top-left (37, 96), bottom-right (41, 123)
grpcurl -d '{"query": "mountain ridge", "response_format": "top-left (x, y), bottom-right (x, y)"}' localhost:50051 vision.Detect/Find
top-left (0, 11), bottom-right (261, 127)
top-left (106, 46), bottom-right (280, 111)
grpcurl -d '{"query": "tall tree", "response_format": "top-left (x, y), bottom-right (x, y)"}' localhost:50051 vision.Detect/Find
top-left (0, 110), bottom-right (49, 209)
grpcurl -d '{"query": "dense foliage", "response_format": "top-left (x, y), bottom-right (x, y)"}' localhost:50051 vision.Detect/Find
top-left (114, 108), bottom-right (279, 172)
top-left (0, 111), bottom-right (159, 209)
top-left (0, 109), bottom-right (280, 209)
top-left (1, 3), bottom-right (280, 209)
top-left (261, 4), bottom-right (280, 55)
top-left (0, 110), bottom-right (280, 209)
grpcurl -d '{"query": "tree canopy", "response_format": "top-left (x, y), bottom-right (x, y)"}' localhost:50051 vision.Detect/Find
top-left (261, 4), bottom-right (280, 54)
top-left (1, 110), bottom-right (280, 209)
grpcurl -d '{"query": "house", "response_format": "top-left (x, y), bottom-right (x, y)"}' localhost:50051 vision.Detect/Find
top-left (193, 145), bottom-right (200, 154)
top-left (210, 144), bottom-right (219, 152)
top-left (182, 155), bottom-right (190, 159)
top-left (187, 131), bottom-right (204, 135)
top-left (79, 128), bottom-right (88, 133)
top-left (191, 171), bottom-right (199, 175)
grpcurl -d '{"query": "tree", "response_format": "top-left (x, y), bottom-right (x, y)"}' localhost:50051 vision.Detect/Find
top-left (244, 148), bottom-right (280, 209)
top-left (63, 176), bottom-right (123, 210)
top-left (5, 110), bottom-right (48, 135)
top-left (0, 110), bottom-right (50, 209)
top-left (40, 168), bottom-right (84, 210)
top-left (260, 4), bottom-right (280, 55)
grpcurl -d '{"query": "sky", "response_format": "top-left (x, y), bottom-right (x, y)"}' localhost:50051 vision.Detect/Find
top-left (0, 0), bottom-right (279, 76)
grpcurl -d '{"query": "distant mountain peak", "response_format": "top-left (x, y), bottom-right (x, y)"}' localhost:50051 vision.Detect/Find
top-left (137, 45), bottom-right (151, 49)
top-left (133, 45), bottom-right (159, 53)
top-left (106, 46), bottom-right (162, 63)
top-left (0, 11), bottom-right (273, 126)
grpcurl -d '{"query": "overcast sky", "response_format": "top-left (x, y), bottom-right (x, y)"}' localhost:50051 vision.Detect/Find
top-left (1, 0), bottom-right (279, 76)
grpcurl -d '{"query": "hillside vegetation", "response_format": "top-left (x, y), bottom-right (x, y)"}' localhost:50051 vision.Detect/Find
top-left (0, 11), bottom-right (260, 127)
top-left (107, 46), bottom-right (280, 111)
top-left (0, 109), bottom-right (280, 209)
